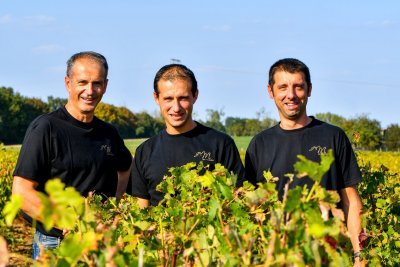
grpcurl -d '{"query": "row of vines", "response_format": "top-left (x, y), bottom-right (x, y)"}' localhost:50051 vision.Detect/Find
top-left (0, 145), bottom-right (399, 266)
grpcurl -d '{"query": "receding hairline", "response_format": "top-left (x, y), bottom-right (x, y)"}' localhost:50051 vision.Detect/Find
top-left (66, 52), bottom-right (108, 78)
top-left (158, 67), bottom-right (192, 82)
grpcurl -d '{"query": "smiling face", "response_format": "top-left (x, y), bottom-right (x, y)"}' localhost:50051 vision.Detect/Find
top-left (268, 70), bottom-right (312, 128)
top-left (64, 57), bottom-right (108, 122)
top-left (154, 78), bottom-right (198, 134)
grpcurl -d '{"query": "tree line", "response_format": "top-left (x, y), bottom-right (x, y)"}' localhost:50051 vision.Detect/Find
top-left (1, 86), bottom-right (399, 151)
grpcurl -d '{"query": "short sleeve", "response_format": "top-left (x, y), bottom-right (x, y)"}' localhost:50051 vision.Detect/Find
top-left (13, 116), bottom-right (52, 184)
top-left (128, 146), bottom-right (151, 199)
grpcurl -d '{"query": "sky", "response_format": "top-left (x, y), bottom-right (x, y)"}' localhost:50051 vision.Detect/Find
top-left (0, 1), bottom-right (399, 128)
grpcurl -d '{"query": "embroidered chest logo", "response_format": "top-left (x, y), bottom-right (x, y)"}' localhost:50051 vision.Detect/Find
top-left (100, 145), bottom-right (114, 156)
top-left (194, 151), bottom-right (215, 162)
top-left (309, 146), bottom-right (327, 155)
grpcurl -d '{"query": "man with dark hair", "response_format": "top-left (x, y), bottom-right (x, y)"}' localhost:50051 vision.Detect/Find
top-left (129, 64), bottom-right (245, 208)
top-left (245, 58), bottom-right (364, 265)
top-left (12, 51), bottom-right (133, 259)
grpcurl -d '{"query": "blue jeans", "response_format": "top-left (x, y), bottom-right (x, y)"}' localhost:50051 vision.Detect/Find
top-left (32, 230), bottom-right (62, 260)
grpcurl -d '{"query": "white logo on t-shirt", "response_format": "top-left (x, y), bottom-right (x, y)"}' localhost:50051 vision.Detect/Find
top-left (194, 151), bottom-right (214, 162)
top-left (100, 145), bottom-right (114, 156)
top-left (309, 146), bottom-right (327, 155)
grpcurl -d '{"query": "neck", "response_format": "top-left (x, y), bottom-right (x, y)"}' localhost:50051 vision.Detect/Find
top-left (65, 103), bottom-right (94, 123)
top-left (279, 116), bottom-right (312, 130)
top-left (166, 121), bottom-right (197, 135)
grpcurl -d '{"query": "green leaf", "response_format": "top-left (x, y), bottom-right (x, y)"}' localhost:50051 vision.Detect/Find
top-left (208, 197), bottom-right (219, 220)
top-left (284, 187), bottom-right (302, 213)
top-left (2, 194), bottom-right (23, 226)
top-left (294, 149), bottom-right (334, 183)
top-left (57, 234), bottom-right (86, 263)
top-left (217, 183), bottom-right (233, 200)
top-left (376, 198), bottom-right (386, 208)
top-left (200, 171), bottom-right (215, 187)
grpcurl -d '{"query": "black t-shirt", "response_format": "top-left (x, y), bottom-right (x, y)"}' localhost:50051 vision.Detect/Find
top-left (245, 118), bottom-right (362, 199)
top-left (13, 106), bottom-right (132, 237)
top-left (129, 122), bottom-right (245, 206)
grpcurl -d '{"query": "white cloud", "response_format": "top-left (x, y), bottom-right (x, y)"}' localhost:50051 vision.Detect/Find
top-left (47, 65), bottom-right (65, 74)
top-left (32, 44), bottom-right (64, 54)
top-left (24, 15), bottom-right (55, 25)
top-left (381, 19), bottom-right (396, 26)
top-left (364, 19), bottom-right (397, 27)
top-left (0, 14), bottom-right (13, 24)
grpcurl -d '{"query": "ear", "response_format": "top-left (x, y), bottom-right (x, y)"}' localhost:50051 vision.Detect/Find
top-left (307, 83), bottom-right (312, 97)
top-left (65, 76), bottom-right (71, 93)
top-left (267, 85), bottom-right (274, 99)
top-left (103, 79), bottom-right (108, 94)
top-left (193, 90), bottom-right (199, 104)
top-left (153, 91), bottom-right (160, 105)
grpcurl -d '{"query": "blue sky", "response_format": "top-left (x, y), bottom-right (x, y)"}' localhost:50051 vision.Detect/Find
top-left (1, 1), bottom-right (399, 128)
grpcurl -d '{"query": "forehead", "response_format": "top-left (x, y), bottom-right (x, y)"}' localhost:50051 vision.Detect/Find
top-left (158, 78), bottom-right (192, 93)
top-left (71, 57), bottom-right (105, 73)
top-left (273, 71), bottom-right (306, 85)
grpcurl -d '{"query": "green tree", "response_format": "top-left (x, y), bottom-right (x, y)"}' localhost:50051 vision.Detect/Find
top-left (203, 109), bottom-right (226, 132)
top-left (243, 119), bottom-right (263, 136)
top-left (343, 115), bottom-right (382, 150)
top-left (225, 117), bottom-right (246, 136)
top-left (95, 103), bottom-right (137, 138)
top-left (47, 96), bottom-right (67, 112)
top-left (383, 124), bottom-right (400, 151)
top-left (0, 87), bottom-right (48, 144)
top-left (315, 112), bottom-right (346, 128)
top-left (135, 111), bottom-right (164, 138)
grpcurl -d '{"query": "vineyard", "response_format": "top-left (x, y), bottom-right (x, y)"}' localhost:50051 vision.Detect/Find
top-left (0, 143), bottom-right (399, 266)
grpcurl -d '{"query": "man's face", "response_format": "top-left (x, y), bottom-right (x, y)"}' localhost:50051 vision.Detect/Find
top-left (65, 57), bottom-right (107, 120)
top-left (268, 70), bottom-right (311, 122)
top-left (154, 78), bottom-right (198, 134)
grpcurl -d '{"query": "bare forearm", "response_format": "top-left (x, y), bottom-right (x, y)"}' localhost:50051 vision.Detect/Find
top-left (340, 186), bottom-right (363, 252)
top-left (346, 201), bottom-right (362, 252)
top-left (12, 176), bottom-right (42, 221)
top-left (137, 198), bottom-right (150, 209)
top-left (116, 165), bottom-right (132, 199)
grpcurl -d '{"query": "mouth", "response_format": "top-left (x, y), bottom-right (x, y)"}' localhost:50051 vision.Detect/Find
top-left (81, 96), bottom-right (97, 105)
top-left (169, 113), bottom-right (184, 120)
top-left (285, 102), bottom-right (299, 110)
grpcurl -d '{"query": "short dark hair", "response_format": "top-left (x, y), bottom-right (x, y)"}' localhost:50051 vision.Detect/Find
top-left (268, 58), bottom-right (311, 88)
top-left (66, 51), bottom-right (108, 79)
top-left (153, 64), bottom-right (198, 96)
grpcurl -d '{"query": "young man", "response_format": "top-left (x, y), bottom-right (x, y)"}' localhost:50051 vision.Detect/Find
top-left (245, 58), bottom-right (363, 265)
top-left (12, 51), bottom-right (133, 259)
top-left (129, 64), bottom-right (245, 208)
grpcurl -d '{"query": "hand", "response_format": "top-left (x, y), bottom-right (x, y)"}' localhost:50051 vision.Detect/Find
top-left (353, 258), bottom-right (365, 267)
top-left (62, 228), bottom-right (70, 237)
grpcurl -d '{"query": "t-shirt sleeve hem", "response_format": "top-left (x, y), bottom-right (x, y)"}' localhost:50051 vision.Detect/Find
top-left (343, 177), bottom-right (362, 187)
top-left (129, 192), bottom-right (151, 200)
top-left (12, 172), bottom-right (40, 182)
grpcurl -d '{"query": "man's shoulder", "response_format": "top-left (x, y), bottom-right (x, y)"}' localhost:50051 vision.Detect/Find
top-left (310, 118), bottom-right (346, 135)
top-left (250, 124), bottom-right (280, 141)
top-left (136, 131), bottom-right (164, 150)
top-left (93, 116), bottom-right (118, 131)
top-left (196, 123), bottom-right (234, 141)
top-left (28, 109), bottom-right (65, 129)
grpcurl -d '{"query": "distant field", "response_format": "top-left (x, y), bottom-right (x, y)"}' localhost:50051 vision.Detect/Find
top-left (124, 138), bottom-right (148, 154)
top-left (124, 136), bottom-right (253, 157)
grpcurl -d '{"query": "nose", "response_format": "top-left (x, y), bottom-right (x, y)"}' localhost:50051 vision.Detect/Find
top-left (286, 87), bottom-right (296, 99)
top-left (171, 99), bottom-right (181, 112)
top-left (86, 83), bottom-right (95, 95)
